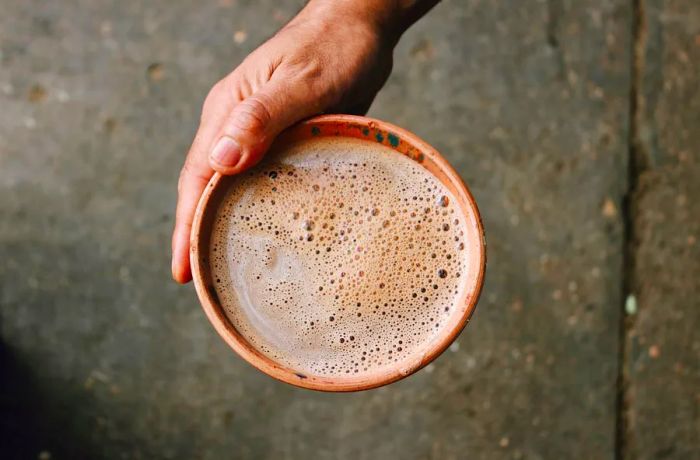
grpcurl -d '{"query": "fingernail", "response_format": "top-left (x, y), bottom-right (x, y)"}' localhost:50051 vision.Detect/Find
top-left (210, 136), bottom-right (241, 167)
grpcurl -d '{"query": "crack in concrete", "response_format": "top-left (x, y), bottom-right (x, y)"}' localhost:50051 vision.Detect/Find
top-left (546, 0), bottom-right (561, 49)
top-left (546, 0), bottom-right (567, 82)
top-left (616, 0), bottom-right (648, 459)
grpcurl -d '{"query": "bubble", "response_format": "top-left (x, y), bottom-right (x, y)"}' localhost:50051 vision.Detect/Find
top-left (209, 136), bottom-right (473, 379)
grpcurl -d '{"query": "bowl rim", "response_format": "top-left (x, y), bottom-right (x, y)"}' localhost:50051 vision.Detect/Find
top-left (190, 114), bottom-right (486, 392)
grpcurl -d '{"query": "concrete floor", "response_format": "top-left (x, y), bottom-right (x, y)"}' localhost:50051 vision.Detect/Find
top-left (0, 0), bottom-right (697, 459)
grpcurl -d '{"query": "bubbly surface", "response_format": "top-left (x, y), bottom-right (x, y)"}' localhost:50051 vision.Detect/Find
top-left (209, 137), bottom-right (479, 378)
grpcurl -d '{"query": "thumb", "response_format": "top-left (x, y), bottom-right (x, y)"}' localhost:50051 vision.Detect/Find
top-left (208, 79), bottom-right (323, 174)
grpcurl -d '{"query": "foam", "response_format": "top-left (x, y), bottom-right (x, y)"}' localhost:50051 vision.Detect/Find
top-left (209, 136), bottom-right (479, 378)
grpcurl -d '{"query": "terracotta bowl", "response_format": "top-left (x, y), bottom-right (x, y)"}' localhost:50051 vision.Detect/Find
top-left (190, 114), bottom-right (486, 391)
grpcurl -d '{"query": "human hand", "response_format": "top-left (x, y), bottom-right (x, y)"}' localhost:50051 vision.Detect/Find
top-left (172, 0), bottom-right (438, 283)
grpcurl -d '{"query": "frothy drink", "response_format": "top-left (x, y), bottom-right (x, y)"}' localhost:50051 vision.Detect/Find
top-left (209, 136), bottom-right (480, 378)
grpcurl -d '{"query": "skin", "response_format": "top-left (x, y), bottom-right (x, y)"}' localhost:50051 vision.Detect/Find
top-left (172, 0), bottom-right (439, 283)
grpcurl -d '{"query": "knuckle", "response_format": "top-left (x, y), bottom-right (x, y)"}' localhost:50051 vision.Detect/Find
top-left (201, 80), bottom-right (227, 117)
top-left (231, 96), bottom-right (272, 136)
top-left (210, 79), bottom-right (227, 98)
top-left (178, 159), bottom-right (210, 193)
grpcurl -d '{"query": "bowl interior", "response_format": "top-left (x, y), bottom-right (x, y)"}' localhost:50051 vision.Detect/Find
top-left (190, 115), bottom-right (486, 391)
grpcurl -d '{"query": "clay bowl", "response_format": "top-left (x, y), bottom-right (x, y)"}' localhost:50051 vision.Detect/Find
top-left (190, 114), bottom-right (486, 391)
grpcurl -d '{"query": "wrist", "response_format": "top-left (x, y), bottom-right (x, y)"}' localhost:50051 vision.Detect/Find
top-left (301, 0), bottom-right (406, 46)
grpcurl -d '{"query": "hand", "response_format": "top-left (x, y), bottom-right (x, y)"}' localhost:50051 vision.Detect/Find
top-left (172, 0), bottom-right (439, 283)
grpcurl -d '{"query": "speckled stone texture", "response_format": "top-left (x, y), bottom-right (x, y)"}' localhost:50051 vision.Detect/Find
top-left (0, 0), bottom-right (692, 459)
top-left (622, 1), bottom-right (700, 459)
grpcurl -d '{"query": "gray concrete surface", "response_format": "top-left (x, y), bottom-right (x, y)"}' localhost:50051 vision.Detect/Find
top-left (622, 1), bottom-right (700, 459)
top-left (0, 0), bottom-right (696, 459)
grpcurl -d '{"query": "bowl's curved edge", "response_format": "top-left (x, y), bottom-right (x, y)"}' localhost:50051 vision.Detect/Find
top-left (190, 114), bottom-right (487, 392)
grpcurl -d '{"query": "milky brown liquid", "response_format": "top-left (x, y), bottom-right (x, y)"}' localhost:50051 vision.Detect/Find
top-left (210, 137), bottom-right (480, 378)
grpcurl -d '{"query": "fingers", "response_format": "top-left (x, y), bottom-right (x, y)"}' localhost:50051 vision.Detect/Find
top-left (172, 76), bottom-right (244, 284)
top-left (172, 83), bottom-right (234, 283)
top-left (172, 127), bottom-right (216, 283)
top-left (174, 70), bottom-right (326, 283)
top-left (208, 76), bottom-right (325, 175)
